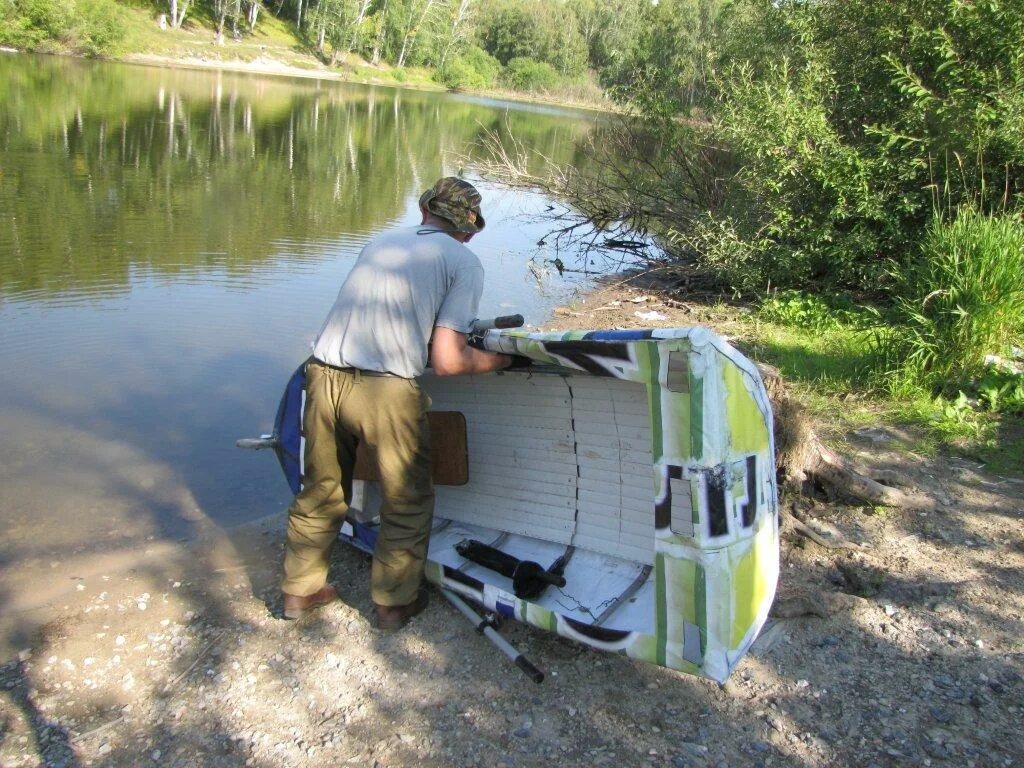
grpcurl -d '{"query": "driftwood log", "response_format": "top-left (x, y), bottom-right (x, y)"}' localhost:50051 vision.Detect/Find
top-left (757, 363), bottom-right (933, 511)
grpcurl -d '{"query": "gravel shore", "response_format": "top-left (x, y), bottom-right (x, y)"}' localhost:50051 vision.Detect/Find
top-left (2, 293), bottom-right (1022, 768)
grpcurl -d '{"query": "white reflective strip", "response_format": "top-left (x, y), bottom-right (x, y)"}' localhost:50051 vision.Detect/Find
top-left (298, 388), bottom-right (307, 487)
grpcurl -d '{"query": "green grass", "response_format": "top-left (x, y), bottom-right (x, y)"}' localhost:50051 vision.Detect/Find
top-left (115, 6), bottom-right (447, 91)
top-left (721, 289), bottom-right (1024, 477)
top-left (878, 210), bottom-right (1024, 390)
top-left (120, 5), bottom-right (311, 61)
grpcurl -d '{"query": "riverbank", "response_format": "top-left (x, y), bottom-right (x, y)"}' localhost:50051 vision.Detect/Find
top-left (1, 284), bottom-right (1022, 768)
top-left (0, 4), bottom-right (614, 115)
top-left (121, 51), bottom-right (615, 115)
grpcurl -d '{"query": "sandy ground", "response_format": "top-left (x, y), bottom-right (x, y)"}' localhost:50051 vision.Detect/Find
top-left (2, 288), bottom-right (1022, 768)
top-left (122, 53), bottom-right (439, 90)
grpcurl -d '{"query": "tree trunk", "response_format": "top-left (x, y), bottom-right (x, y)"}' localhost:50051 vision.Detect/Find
top-left (248, 0), bottom-right (259, 30)
top-left (396, 32), bottom-right (410, 68)
top-left (347, 0), bottom-right (373, 53)
top-left (758, 363), bottom-right (934, 510)
top-left (171, 0), bottom-right (190, 28)
top-left (438, 0), bottom-right (471, 68)
top-left (397, 0), bottom-right (435, 68)
top-left (370, 0), bottom-right (389, 65)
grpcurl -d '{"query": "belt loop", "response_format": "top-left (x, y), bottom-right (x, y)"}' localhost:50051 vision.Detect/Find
top-left (353, 368), bottom-right (361, 384)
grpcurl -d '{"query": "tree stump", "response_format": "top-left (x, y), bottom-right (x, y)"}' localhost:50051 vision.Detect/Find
top-left (758, 363), bottom-right (933, 510)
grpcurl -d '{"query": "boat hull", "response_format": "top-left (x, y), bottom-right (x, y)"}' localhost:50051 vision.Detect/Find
top-left (275, 327), bottom-right (779, 682)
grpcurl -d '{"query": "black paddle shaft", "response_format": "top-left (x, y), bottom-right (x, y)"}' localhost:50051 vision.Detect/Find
top-left (455, 539), bottom-right (567, 599)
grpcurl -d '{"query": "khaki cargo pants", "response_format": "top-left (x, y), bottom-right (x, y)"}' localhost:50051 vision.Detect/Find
top-left (281, 361), bottom-right (434, 607)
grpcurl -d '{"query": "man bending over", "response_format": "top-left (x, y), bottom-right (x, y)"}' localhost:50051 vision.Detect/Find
top-left (280, 177), bottom-right (512, 630)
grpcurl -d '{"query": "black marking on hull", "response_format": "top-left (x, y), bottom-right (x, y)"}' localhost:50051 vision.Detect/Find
top-left (544, 341), bottom-right (630, 377)
top-left (655, 465), bottom-right (684, 530)
top-left (442, 565), bottom-right (484, 591)
top-left (563, 617), bottom-right (632, 643)
top-left (741, 455), bottom-right (757, 528)
top-left (707, 470), bottom-right (729, 537)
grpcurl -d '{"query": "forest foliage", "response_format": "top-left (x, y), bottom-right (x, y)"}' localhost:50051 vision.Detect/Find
top-left (0, 0), bottom-right (651, 98)
top-left (524, 0), bottom-right (1022, 397)
top-left (2, 0), bottom-right (1022, 428)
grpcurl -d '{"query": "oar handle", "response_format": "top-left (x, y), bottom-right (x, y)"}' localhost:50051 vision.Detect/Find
top-left (236, 436), bottom-right (278, 450)
top-left (471, 314), bottom-right (524, 333)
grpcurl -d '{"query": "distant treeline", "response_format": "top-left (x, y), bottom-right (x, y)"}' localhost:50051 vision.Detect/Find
top-left (0, 0), bottom-right (685, 99)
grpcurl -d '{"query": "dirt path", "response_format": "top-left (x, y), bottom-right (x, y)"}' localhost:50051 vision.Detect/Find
top-left (2, 289), bottom-right (1022, 768)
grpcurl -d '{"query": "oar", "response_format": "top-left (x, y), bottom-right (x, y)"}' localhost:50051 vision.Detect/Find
top-left (440, 588), bottom-right (544, 683)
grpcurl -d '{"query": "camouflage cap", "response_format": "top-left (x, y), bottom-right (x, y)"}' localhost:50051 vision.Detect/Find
top-left (419, 177), bottom-right (486, 234)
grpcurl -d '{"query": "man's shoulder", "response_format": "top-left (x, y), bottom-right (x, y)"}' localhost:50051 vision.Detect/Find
top-left (384, 226), bottom-right (482, 267)
top-left (366, 224), bottom-right (423, 248)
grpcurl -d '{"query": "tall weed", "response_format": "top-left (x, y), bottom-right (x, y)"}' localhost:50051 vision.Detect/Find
top-left (873, 210), bottom-right (1024, 389)
top-left (0, 0), bottom-right (123, 54)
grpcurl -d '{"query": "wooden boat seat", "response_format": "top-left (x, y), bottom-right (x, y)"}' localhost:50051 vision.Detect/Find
top-left (353, 411), bottom-right (468, 485)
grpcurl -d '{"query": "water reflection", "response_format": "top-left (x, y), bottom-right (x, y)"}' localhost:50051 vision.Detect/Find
top-left (0, 54), bottom-right (592, 302)
top-left (0, 55), bottom-right (595, 622)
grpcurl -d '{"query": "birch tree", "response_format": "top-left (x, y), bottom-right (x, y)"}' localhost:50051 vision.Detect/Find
top-left (209, 0), bottom-right (232, 38)
top-left (345, 0), bottom-right (372, 51)
top-left (247, 0), bottom-right (260, 29)
top-left (370, 0), bottom-right (389, 65)
top-left (393, 0), bottom-right (440, 68)
top-left (168, 0), bottom-right (191, 28)
top-left (309, 0), bottom-right (361, 62)
top-left (436, 0), bottom-right (474, 68)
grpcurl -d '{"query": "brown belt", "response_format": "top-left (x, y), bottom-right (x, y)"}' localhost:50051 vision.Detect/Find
top-left (310, 359), bottom-right (405, 379)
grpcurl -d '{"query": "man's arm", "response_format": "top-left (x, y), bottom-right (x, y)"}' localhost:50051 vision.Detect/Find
top-left (430, 326), bottom-right (511, 376)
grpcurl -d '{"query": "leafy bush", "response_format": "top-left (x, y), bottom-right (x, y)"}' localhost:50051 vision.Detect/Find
top-left (596, 0), bottom-right (1024, 298)
top-left (437, 46), bottom-right (501, 91)
top-left (0, 0), bottom-right (123, 54)
top-left (502, 57), bottom-right (561, 93)
top-left (872, 210), bottom-right (1024, 388)
top-left (977, 368), bottom-right (1024, 415)
top-left (705, 57), bottom-right (899, 293)
top-left (757, 290), bottom-right (865, 333)
top-left (0, 0), bottom-right (70, 47)
top-left (477, 0), bottom-right (587, 76)
top-left (75, 0), bottom-right (124, 56)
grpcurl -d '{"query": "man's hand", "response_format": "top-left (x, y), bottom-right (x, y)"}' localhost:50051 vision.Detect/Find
top-left (430, 326), bottom-right (512, 376)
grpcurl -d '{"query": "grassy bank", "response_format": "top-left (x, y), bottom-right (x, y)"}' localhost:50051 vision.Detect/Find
top-left (748, 291), bottom-right (1024, 477)
top-left (0, 0), bottom-right (613, 110)
top-left (548, 279), bottom-right (1024, 479)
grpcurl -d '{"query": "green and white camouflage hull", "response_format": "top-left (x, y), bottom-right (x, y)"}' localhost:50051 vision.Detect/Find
top-left (338, 327), bottom-right (779, 682)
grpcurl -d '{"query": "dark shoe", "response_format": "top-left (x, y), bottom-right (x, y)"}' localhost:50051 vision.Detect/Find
top-left (282, 584), bottom-right (338, 620)
top-left (374, 590), bottom-right (428, 631)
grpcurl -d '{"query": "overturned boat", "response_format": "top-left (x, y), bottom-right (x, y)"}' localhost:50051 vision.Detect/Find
top-left (246, 326), bottom-right (779, 683)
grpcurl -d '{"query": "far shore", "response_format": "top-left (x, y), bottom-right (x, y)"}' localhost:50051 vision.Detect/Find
top-left (2, 45), bottom-right (616, 116)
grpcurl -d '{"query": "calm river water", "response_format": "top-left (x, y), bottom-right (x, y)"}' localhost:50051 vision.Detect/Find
top-left (0, 54), bottom-right (595, 605)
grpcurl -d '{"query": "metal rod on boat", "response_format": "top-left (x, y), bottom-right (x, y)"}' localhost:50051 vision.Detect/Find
top-left (470, 314), bottom-right (524, 333)
top-left (235, 435), bottom-right (278, 450)
top-left (440, 589), bottom-right (544, 684)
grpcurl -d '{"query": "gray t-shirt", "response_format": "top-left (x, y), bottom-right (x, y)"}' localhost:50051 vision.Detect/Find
top-left (311, 225), bottom-right (484, 378)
